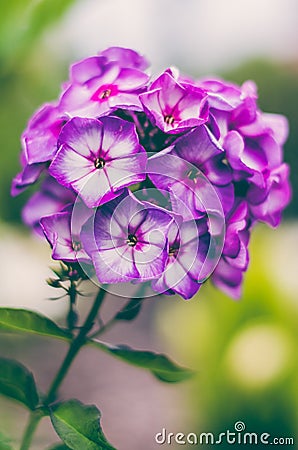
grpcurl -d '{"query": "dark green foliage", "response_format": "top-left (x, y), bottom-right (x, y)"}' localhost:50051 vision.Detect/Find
top-left (0, 358), bottom-right (39, 410)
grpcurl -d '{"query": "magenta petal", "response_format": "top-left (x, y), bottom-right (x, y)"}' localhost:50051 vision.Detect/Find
top-left (100, 117), bottom-right (142, 158)
top-left (231, 96), bottom-right (257, 127)
top-left (137, 208), bottom-right (173, 244)
top-left (91, 245), bottom-right (139, 283)
top-left (250, 164), bottom-right (291, 227)
top-left (105, 154), bottom-right (146, 189)
top-left (201, 154), bottom-right (232, 186)
top-left (59, 84), bottom-right (114, 118)
top-left (99, 46), bottom-right (150, 70)
top-left (163, 259), bottom-right (201, 299)
top-left (214, 184), bottom-right (235, 214)
top-left (116, 67), bottom-right (149, 91)
top-left (140, 71), bottom-right (208, 133)
top-left (22, 103), bottom-right (66, 165)
top-left (133, 243), bottom-right (168, 280)
top-left (198, 78), bottom-right (242, 111)
top-left (174, 126), bottom-right (222, 167)
top-left (11, 163), bottom-right (45, 196)
top-left (58, 117), bottom-right (103, 158)
top-left (50, 144), bottom-right (95, 189)
top-left (262, 113), bottom-right (289, 146)
top-left (224, 131), bottom-right (250, 173)
top-left (71, 170), bottom-right (118, 208)
top-left (151, 72), bottom-right (185, 108)
top-left (225, 240), bottom-right (249, 270)
top-left (40, 210), bottom-right (90, 262)
top-left (70, 56), bottom-right (108, 84)
top-left (212, 258), bottom-right (243, 299)
top-left (108, 92), bottom-right (143, 111)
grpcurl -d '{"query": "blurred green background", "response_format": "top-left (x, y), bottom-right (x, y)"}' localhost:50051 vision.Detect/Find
top-left (0, 1), bottom-right (297, 449)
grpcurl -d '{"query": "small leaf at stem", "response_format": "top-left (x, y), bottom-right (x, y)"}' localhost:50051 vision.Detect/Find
top-left (0, 358), bottom-right (39, 410)
top-left (114, 283), bottom-right (148, 322)
top-left (50, 400), bottom-right (115, 450)
top-left (89, 341), bottom-right (194, 383)
top-left (114, 298), bottom-right (143, 321)
top-left (0, 308), bottom-right (71, 340)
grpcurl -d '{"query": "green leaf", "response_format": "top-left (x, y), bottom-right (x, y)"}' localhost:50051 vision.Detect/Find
top-left (0, 308), bottom-right (71, 341)
top-left (90, 341), bottom-right (194, 383)
top-left (114, 298), bottom-right (143, 321)
top-left (114, 284), bottom-right (148, 321)
top-left (50, 400), bottom-right (115, 450)
top-left (0, 431), bottom-right (14, 450)
top-left (0, 358), bottom-right (39, 410)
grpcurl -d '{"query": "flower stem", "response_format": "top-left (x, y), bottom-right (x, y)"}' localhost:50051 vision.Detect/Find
top-left (19, 287), bottom-right (107, 450)
top-left (46, 286), bottom-right (107, 404)
top-left (90, 283), bottom-right (147, 339)
top-left (19, 410), bottom-right (43, 450)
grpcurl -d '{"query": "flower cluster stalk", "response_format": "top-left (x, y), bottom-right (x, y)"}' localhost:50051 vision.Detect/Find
top-left (19, 287), bottom-right (106, 450)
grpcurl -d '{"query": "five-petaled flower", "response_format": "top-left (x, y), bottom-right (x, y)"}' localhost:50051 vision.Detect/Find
top-left (60, 49), bottom-right (149, 118)
top-left (49, 116), bottom-right (147, 208)
top-left (140, 70), bottom-right (209, 134)
top-left (81, 190), bottom-right (175, 283)
top-left (41, 201), bottom-right (92, 262)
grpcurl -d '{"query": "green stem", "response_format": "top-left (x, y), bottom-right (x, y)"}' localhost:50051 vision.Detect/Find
top-left (19, 287), bottom-right (107, 450)
top-left (46, 286), bottom-right (106, 404)
top-left (19, 410), bottom-right (43, 450)
top-left (67, 280), bottom-right (78, 332)
top-left (90, 283), bottom-right (147, 339)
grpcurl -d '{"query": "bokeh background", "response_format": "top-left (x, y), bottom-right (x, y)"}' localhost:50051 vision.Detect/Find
top-left (0, 0), bottom-right (297, 449)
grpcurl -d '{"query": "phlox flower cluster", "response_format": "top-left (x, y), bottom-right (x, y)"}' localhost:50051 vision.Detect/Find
top-left (12, 47), bottom-right (291, 299)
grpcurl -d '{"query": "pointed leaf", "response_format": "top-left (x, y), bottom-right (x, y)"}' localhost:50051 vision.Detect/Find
top-left (0, 308), bottom-right (71, 340)
top-left (114, 298), bottom-right (143, 321)
top-left (90, 341), bottom-right (194, 383)
top-left (115, 284), bottom-right (148, 322)
top-left (0, 358), bottom-right (39, 410)
top-left (50, 400), bottom-right (115, 450)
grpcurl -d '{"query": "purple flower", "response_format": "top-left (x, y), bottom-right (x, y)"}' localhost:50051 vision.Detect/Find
top-left (11, 162), bottom-right (45, 196)
top-left (99, 46), bottom-right (149, 70)
top-left (139, 70), bottom-right (209, 134)
top-left (59, 54), bottom-right (149, 118)
top-left (11, 47), bottom-right (292, 301)
top-left (223, 129), bottom-right (280, 186)
top-left (249, 163), bottom-right (291, 227)
top-left (224, 112), bottom-right (291, 225)
top-left (22, 103), bottom-right (68, 164)
top-left (40, 201), bottom-right (91, 262)
top-left (49, 116), bottom-right (147, 208)
top-left (201, 75), bottom-right (291, 227)
top-left (147, 125), bottom-right (234, 220)
top-left (212, 201), bottom-right (250, 299)
top-left (22, 177), bottom-right (76, 235)
top-left (151, 219), bottom-right (211, 299)
top-left (11, 104), bottom-right (68, 196)
top-left (81, 190), bottom-right (175, 283)
top-left (199, 78), bottom-right (257, 113)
